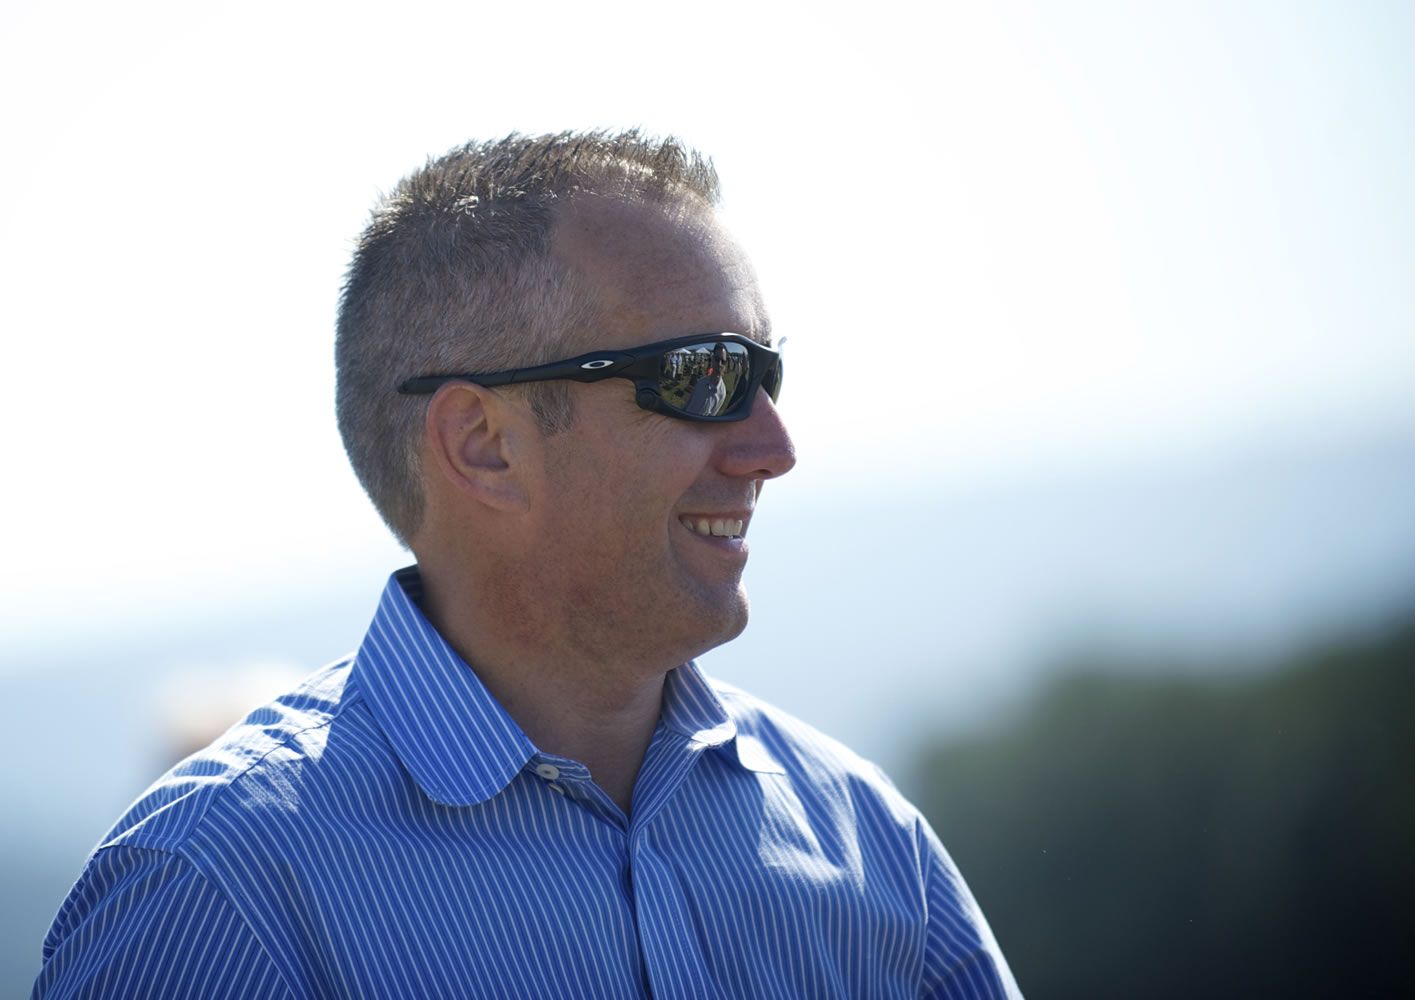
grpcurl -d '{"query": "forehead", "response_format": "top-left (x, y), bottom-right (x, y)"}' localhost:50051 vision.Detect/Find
top-left (550, 196), bottom-right (770, 351)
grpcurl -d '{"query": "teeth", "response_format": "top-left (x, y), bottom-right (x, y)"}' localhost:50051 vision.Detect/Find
top-left (680, 517), bottom-right (744, 538)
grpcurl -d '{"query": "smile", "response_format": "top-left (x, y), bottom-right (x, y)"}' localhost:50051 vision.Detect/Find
top-left (680, 517), bottom-right (745, 539)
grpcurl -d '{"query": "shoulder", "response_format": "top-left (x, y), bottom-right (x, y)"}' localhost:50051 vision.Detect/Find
top-left (707, 675), bottom-right (923, 830)
top-left (708, 679), bottom-right (1025, 997)
top-left (35, 846), bottom-right (295, 999)
top-left (36, 658), bottom-right (387, 994)
top-left (96, 656), bottom-right (381, 856)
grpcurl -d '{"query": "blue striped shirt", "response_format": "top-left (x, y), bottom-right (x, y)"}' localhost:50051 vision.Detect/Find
top-left (34, 568), bottom-right (1021, 998)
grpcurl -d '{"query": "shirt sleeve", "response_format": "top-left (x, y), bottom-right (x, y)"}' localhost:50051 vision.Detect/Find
top-left (32, 845), bottom-right (295, 1000)
top-left (917, 819), bottom-right (1025, 1000)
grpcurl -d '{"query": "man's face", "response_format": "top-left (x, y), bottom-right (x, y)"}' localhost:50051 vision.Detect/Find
top-left (521, 198), bottom-right (796, 670)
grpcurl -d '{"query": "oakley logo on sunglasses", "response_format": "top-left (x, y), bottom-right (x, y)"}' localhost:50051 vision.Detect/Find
top-left (397, 333), bottom-right (783, 423)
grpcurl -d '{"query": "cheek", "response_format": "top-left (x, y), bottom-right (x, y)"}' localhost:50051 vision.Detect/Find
top-left (540, 414), bottom-right (711, 538)
top-left (554, 461), bottom-right (660, 550)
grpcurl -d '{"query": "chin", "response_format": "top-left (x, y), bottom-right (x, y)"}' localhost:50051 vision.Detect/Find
top-left (686, 589), bottom-right (752, 659)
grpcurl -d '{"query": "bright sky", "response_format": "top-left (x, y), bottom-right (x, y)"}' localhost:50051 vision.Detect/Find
top-left (3, 0), bottom-right (1413, 637)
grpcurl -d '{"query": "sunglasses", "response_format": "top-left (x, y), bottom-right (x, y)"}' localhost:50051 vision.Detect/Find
top-left (397, 332), bottom-right (783, 422)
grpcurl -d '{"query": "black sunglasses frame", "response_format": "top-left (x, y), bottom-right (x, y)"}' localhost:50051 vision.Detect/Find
top-left (397, 332), bottom-right (783, 423)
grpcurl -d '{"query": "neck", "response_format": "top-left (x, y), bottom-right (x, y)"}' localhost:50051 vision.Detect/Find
top-left (491, 670), bottom-right (664, 815)
top-left (417, 562), bottom-right (667, 815)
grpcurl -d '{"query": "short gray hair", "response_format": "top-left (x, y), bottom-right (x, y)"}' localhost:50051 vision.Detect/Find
top-left (335, 130), bottom-right (721, 546)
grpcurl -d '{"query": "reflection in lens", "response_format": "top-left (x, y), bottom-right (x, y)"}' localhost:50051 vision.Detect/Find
top-left (664, 342), bottom-right (749, 416)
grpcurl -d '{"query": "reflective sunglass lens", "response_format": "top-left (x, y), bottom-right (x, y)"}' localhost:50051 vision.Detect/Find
top-left (658, 341), bottom-right (753, 417)
top-left (764, 357), bottom-right (782, 403)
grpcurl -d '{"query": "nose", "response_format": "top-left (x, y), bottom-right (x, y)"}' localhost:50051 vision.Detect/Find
top-left (717, 387), bottom-right (797, 481)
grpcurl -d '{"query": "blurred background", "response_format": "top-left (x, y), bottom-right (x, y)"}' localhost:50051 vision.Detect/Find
top-left (3, 0), bottom-right (1413, 995)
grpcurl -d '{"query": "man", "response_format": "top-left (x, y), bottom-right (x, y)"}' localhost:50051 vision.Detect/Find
top-left (33, 132), bottom-right (1021, 998)
top-left (684, 341), bottom-right (732, 416)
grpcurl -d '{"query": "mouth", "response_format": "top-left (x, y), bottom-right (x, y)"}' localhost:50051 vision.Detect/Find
top-left (679, 516), bottom-right (745, 540)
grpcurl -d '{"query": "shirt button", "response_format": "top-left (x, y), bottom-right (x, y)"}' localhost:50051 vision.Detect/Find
top-left (535, 764), bottom-right (561, 781)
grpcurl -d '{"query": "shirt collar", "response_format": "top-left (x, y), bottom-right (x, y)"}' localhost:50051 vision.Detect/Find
top-left (669, 668), bottom-right (787, 775)
top-left (650, 665), bottom-right (786, 775)
top-left (660, 658), bottom-right (735, 747)
top-left (352, 567), bottom-right (537, 807)
top-left (353, 567), bottom-right (783, 806)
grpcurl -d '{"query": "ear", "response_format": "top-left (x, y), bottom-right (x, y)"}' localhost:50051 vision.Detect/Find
top-left (424, 383), bottom-right (532, 513)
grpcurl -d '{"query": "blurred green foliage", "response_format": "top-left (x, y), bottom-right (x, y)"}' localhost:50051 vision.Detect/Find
top-left (916, 617), bottom-right (1415, 998)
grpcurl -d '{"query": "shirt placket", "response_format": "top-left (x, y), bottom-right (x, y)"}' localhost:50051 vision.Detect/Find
top-left (622, 725), bottom-right (717, 1000)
